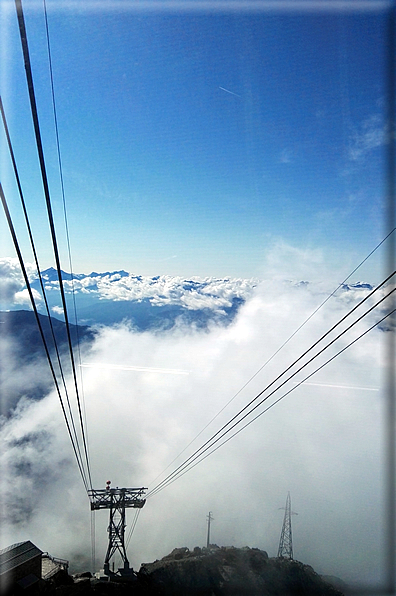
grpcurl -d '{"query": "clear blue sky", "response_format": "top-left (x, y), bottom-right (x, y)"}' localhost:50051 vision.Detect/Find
top-left (0, 1), bottom-right (392, 280)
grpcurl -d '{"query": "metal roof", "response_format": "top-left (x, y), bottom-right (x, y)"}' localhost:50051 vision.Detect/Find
top-left (0, 541), bottom-right (42, 576)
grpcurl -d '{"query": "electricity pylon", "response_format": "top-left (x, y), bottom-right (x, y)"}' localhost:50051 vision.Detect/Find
top-left (206, 511), bottom-right (214, 548)
top-left (277, 492), bottom-right (298, 559)
top-left (89, 481), bottom-right (147, 576)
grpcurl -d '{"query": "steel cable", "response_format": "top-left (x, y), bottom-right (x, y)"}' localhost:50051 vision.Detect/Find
top-left (147, 275), bottom-right (395, 497)
top-left (148, 234), bottom-right (395, 488)
top-left (0, 94), bottom-right (86, 472)
top-left (0, 181), bottom-right (90, 492)
top-left (15, 0), bottom-right (92, 490)
top-left (151, 306), bottom-right (395, 496)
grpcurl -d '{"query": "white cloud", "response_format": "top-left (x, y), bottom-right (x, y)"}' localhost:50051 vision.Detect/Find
top-left (0, 276), bottom-right (391, 590)
top-left (348, 114), bottom-right (388, 161)
top-left (279, 148), bottom-right (293, 163)
top-left (94, 274), bottom-right (257, 311)
top-left (0, 258), bottom-right (258, 313)
top-left (0, 257), bottom-right (36, 306)
top-left (13, 288), bottom-right (42, 307)
top-left (259, 241), bottom-right (329, 284)
top-left (2, 251), bottom-right (378, 321)
top-left (53, 273), bottom-right (257, 312)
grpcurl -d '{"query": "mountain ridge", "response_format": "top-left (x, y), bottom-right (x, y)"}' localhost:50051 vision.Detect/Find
top-left (0, 310), bottom-right (95, 415)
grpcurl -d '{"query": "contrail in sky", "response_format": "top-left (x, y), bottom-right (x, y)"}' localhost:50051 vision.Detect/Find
top-left (219, 86), bottom-right (241, 98)
top-left (80, 363), bottom-right (190, 375)
top-left (295, 381), bottom-right (378, 391)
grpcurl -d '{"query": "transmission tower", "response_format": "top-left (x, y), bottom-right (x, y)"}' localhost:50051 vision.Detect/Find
top-left (89, 481), bottom-right (147, 577)
top-left (277, 492), bottom-right (298, 559)
top-left (206, 511), bottom-right (214, 548)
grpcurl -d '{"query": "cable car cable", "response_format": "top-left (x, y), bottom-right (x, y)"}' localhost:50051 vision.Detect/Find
top-left (147, 275), bottom-right (395, 497)
top-left (148, 273), bottom-right (394, 495)
top-left (126, 509), bottom-right (141, 550)
top-left (149, 305), bottom-right (395, 497)
top-left (0, 94), bottom-right (85, 465)
top-left (148, 231), bottom-right (395, 487)
top-left (15, 0), bottom-right (92, 490)
top-left (42, 0), bottom-right (92, 478)
top-left (0, 181), bottom-right (89, 492)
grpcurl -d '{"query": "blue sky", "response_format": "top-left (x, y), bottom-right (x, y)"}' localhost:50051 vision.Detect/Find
top-left (0, 1), bottom-right (392, 281)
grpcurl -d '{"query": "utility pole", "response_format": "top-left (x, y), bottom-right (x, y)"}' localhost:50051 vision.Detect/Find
top-left (277, 492), bottom-right (298, 559)
top-left (88, 481), bottom-right (146, 577)
top-left (206, 511), bottom-right (214, 548)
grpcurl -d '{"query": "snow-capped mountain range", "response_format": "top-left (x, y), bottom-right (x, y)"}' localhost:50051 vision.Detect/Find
top-left (0, 257), bottom-right (375, 329)
top-left (38, 267), bottom-right (257, 311)
top-left (2, 262), bottom-right (258, 328)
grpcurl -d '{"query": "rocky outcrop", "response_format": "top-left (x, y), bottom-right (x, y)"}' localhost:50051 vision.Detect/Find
top-left (23, 546), bottom-right (345, 595)
top-left (138, 545), bottom-right (345, 595)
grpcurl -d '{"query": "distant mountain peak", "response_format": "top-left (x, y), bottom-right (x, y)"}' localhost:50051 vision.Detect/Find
top-left (41, 267), bottom-right (84, 282)
top-left (88, 270), bottom-right (129, 278)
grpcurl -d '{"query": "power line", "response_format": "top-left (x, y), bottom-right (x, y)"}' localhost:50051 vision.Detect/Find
top-left (42, 0), bottom-right (82, 341)
top-left (147, 274), bottom-right (394, 495)
top-left (148, 303), bottom-right (395, 498)
top-left (0, 181), bottom-right (90, 492)
top-left (15, 0), bottom-right (92, 490)
top-left (0, 94), bottom-right (86, 471)
top-left (148, 231), bottom-right (395, 488)
top-left (125, 508), bottom-right (142, 550)
top-left (42, 0), bottom-right (92, 489)
top-left (147, 275), bottom-right (395, 497)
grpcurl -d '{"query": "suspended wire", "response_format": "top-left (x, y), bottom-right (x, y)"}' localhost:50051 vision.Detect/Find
top-left (15, 0), bottom-right (92, 490)
top-left (148, 230), bottom-right (395, 487)
top-left (42, 0), bottom-right (92, 484)
top-left (126, 508), bottom-right (141, 550)
top-left (148, 284), bottom-right (394, 495)
top-left (148, 298), bottom-right (395, 497)
top-left (0, 94), bottom-right (86, 473)
top-left (150, 306), bottom-right (395, 497)
top-left (148, 272), bottom-right (395, 496)
top-left (147, 274), bottom-right (395, 497)
top-left (0, 181), bottom-right (90, 492)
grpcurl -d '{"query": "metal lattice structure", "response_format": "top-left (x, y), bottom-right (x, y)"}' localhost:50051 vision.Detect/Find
top-left (88, 483), bottom-right (146, 576)
top-left (277, 492), bottom-right (297, 559)
top-left (206, 512), bottom-right (214, 548)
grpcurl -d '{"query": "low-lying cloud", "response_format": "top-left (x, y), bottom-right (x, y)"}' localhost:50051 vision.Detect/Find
top-left (0, 272), bottom-right (391, 591)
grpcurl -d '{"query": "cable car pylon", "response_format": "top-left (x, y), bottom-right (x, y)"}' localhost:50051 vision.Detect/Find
top-left (88, 481), bottom-right (147, 577)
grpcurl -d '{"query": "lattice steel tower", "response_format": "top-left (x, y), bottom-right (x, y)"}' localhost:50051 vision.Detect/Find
top-left (89, 481), bottom-right (147, 576)
top-left (277, 492), bottom-right (297, 559)
top-left (206, 511), bottom-right (214, 548)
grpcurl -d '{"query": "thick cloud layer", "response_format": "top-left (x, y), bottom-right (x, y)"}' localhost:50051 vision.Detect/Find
top-left (0, 272), bottom-right (391, 591)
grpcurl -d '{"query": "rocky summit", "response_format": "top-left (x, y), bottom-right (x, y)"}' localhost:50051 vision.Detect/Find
top-left (138, 545), bottom-right (344, 595)
top-left (35, 545), bottom-right (345, 595)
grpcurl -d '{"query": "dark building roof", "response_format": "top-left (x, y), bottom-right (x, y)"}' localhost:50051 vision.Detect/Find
top-left (0, 541), bottom-right (42, 576)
